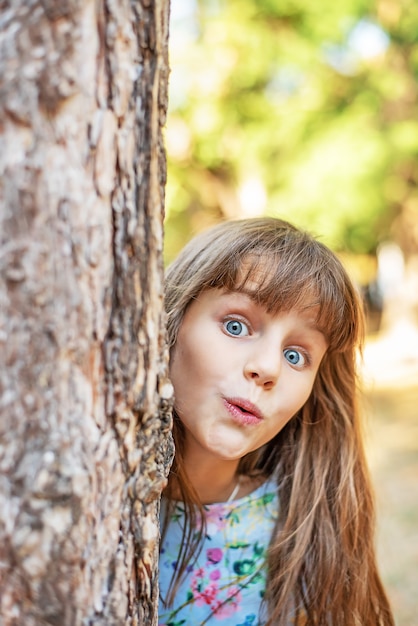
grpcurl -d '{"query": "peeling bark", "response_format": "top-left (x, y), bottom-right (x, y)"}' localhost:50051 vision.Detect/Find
top-left (0, 1), bottom-right (173, 625)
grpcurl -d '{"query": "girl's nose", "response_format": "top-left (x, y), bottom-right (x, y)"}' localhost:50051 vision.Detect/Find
top-left (244, 343), bottom-right (281, 389)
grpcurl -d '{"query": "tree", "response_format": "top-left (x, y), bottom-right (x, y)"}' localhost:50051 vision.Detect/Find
top-left (0, 1), bottom-right (172, 624)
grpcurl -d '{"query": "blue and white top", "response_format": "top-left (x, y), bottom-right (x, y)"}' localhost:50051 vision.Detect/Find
top-left (159, 480), bottom-right (278, 625)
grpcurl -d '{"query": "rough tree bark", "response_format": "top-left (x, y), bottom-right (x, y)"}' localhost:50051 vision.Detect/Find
top-left (0, 1), bottom-right (173, 625)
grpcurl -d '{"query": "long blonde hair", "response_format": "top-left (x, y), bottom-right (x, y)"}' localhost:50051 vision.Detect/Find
top-left (163, 217), bottom-right (394, 625)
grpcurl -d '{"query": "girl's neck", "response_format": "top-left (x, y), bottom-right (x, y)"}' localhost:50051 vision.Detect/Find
top-left (170, 449), bottom-right (266, 504)
top-left (183, 454), bottom-right (240, 504)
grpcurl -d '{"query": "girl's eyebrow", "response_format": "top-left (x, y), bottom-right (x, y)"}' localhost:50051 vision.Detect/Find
top-left (227, 290), bottom-right (322, 321)
top-left (294, 313), bottom-right (328, 340)
top-left (219, 289), bottom-right (255, 302)
top-left (221, 291), bottom-right (326, 335)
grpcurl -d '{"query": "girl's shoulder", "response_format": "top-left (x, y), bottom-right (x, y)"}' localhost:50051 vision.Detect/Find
top-left (207, 476), bottom-right (278, 507)
top-left (162, 477), bottom-right (278, 531)
top-left (208, 476), bottom-right (278, 518)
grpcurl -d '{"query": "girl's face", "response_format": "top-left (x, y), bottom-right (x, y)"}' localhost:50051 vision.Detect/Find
top-left (170, 288), bottom-right (328, 463)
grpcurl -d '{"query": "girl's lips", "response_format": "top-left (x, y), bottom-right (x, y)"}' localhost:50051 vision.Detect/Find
top-left (223, 397), bottom-right (264, 426)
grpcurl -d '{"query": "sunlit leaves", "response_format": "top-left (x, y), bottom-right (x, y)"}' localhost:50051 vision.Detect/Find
top-left (165, 0), bottom-right (418, 262)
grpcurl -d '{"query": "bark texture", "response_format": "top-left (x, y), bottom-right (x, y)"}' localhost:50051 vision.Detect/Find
top-left (0, 1), bottom-right (173, 624)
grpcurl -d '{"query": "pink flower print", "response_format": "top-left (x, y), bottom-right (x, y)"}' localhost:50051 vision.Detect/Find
top-left (205, 504), bottom-right (227, 532)
top-left (194, 567), bottom-right (205, 578)
top-left (209, 569), bottom-right (221, 581)
top-left (190, 567), bottom-right (220, 607)
top-left (191, 578), bottom-right (219, 607)
top-left (212, 586), bottom-right (242, 619)
top-left (206, 547), bottom-right (223, 564)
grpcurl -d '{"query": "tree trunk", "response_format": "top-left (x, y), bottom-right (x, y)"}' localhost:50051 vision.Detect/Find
top-left (0, 1), bottom-right (173, 625)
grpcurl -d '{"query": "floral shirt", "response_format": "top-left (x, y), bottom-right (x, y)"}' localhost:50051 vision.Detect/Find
top-left (159, 480), bottom-right (278, 626)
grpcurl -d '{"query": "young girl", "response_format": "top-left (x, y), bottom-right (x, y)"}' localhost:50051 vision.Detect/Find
top-left (159, 217), bottom-right (394, 626)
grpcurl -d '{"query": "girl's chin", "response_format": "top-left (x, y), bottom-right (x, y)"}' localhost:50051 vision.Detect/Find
top-left (185, 423), bottom-right (264, 461)
top-left (205, 441), bottom-right (259, 461)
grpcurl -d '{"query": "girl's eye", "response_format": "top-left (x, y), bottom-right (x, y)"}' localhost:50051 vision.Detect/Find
top-left (283, 348), bottom-right (306, 367)
top-left (224, 319), bottom-right (249, 337)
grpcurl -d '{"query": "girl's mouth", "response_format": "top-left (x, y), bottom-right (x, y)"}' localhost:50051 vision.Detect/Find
top-left (223, 397), bottom-right (264, 426)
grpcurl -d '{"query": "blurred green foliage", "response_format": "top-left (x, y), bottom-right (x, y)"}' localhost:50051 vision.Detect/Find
top-left (165, 0), bottom-right (418, 264)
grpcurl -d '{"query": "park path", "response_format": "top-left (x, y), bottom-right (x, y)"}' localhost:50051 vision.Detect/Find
top-left (362, 319), bottom-right (418, 626)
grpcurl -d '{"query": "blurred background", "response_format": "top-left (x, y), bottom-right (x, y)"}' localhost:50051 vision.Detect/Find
top-left (165, 1), bottom-right (418, 623)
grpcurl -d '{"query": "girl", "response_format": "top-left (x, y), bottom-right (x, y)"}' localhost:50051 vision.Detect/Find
top-left (159, 217), bottom-right (394, 626)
